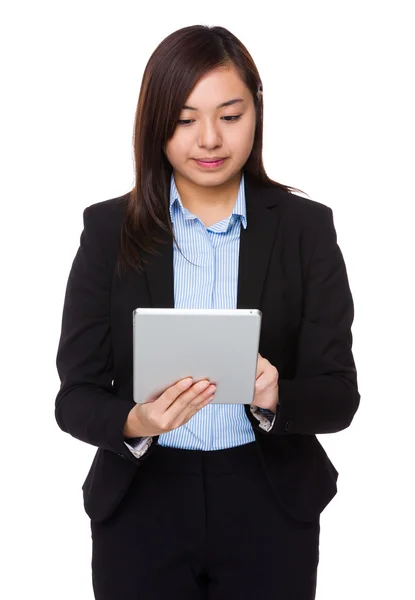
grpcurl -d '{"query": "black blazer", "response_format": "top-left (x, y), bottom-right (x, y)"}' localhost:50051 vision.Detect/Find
top-left (55, 171), bottom-right (360, 524)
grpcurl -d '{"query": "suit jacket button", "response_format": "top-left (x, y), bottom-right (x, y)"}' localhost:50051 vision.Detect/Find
top-left (284, 420), bottom-right (293, 432)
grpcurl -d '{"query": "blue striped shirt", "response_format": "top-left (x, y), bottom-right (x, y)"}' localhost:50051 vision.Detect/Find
top-left (157, 172), bottom-right (257, 450)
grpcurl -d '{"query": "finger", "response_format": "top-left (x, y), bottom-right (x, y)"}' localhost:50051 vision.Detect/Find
top-left (254, 372), bottom-right (268, 392)
top-left (256, 356), bottom-right (265, 379)
top-left (188, 384), bottom-right (216, 408)
top-left (255, 368), bottom-right (279, 391)
top-left (167, 387), bottom-right (214, 428)
top-left (166, 380), bottom-right (212, 419)
top-left (157, 377), bottom-right (194, 410)
top-left (178, 380), bottom-right (215, 409)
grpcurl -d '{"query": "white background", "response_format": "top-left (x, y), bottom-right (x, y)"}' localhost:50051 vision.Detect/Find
top-left (1, 1), bottom-right (414, 598)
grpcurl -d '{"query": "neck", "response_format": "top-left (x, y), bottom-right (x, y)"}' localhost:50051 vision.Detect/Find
top-left (173, 170), bottom-right (242, 215)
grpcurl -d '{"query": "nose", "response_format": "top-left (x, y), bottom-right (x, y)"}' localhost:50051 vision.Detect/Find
top-left (197, 119), bottom-right (222, 149)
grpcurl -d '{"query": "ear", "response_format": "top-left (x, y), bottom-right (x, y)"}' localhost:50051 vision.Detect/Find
top-left (256, 83), bottom-right (263, 99)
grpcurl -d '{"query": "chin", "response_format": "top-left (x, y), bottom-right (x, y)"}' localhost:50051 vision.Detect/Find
top-left (195, 173), bottom-right (234, 187)
top-left (189, 161), bottom-right (242, 183)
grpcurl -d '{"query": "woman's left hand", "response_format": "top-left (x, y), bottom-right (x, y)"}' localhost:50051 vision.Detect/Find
top-left (251, 353), bottom-right (279, 413)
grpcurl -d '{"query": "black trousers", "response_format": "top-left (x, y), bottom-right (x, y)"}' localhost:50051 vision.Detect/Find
top-left (91, 442), bottom-right (320, 599)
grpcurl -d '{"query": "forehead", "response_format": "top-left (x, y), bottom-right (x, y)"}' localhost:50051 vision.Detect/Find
top-left (185, 66), bottom-right (249, 106)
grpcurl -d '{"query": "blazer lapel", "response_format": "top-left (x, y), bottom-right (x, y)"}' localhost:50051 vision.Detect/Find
top-left (143, 171), bottom-right (281, 311)
top-left (142, 228), bottom-right (175, 308)
top-left (237, 172), bottom-right (281, 311)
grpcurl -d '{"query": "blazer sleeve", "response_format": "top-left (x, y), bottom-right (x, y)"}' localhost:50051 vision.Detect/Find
top-left (254, 205), bottom-right (360, 436)
top-left (55, 206), bottom-right (142, 464)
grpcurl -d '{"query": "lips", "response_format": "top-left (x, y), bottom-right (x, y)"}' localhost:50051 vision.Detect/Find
top-left (193, 158), bottom-right (228, 169)
top-left (195, 158), bottom-right (226, 162)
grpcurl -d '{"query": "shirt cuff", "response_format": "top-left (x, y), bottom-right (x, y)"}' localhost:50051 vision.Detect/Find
top-left (250, 405), bottom-right (277, 432)
top-left (124, 436), bottom-right (153, 459)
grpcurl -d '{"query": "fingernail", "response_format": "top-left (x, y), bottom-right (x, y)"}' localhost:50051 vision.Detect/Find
top-left (198, 380), bottom-right (210, 391)
top-left (181, 377), bottom-right (193, 387)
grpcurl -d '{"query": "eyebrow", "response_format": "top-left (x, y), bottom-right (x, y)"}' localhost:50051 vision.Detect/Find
top-left (182, 98), bottom-right (245, 111)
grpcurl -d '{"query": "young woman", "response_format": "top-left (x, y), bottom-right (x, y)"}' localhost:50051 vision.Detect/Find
top-left (55, 24), bottom-right (360, 600)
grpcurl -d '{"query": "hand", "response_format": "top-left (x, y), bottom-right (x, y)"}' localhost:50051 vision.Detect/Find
top-left (251, 353), bottom-right (279, 413)
top-left (123, 377), bottom-right (216, 438)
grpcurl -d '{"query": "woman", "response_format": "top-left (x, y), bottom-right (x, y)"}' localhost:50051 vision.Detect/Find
top-left (55, 24), bottom-right (360, 600)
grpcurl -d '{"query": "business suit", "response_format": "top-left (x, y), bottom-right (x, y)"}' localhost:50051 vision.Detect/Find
top-left (55, 170), bottom-right (359, 597)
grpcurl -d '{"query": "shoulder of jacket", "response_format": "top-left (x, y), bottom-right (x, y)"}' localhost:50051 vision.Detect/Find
top-left (82, 194), bottom-right (129, 253)
top-left (83, 193), bottom-right (128, 228)
top-left (81, 193), bottom-right (129, 262)
top-left (269, 188), bottom-right (334, 238)
top-left (276, 187), bottom-right (332, 218)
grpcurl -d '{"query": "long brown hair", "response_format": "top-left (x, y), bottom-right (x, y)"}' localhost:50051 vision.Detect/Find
top-left (118, 25), bottom-right (298, 276)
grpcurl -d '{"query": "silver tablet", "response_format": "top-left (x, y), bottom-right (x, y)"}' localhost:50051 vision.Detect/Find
top-left (133, 308), bottom-right (262, 405)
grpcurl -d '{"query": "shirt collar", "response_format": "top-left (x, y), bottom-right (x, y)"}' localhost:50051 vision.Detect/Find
top-left (169, 171), bottom-right (247, 229)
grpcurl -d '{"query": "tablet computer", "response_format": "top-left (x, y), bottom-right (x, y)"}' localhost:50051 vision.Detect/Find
top-left (133, 308), bottom-right (262, 405)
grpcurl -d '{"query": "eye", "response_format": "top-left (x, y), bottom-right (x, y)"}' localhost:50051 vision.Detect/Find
top-left (176, 115), bottom-right (242, 126)
top-left (222, 115), bottom-right (242, 122)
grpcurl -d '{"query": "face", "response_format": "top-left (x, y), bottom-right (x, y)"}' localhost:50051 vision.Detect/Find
top-left (164, 64), bottom-right (257, 189)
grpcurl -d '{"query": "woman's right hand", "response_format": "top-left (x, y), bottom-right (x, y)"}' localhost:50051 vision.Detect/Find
top-left (123, 377), bottom-right (216, 438)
